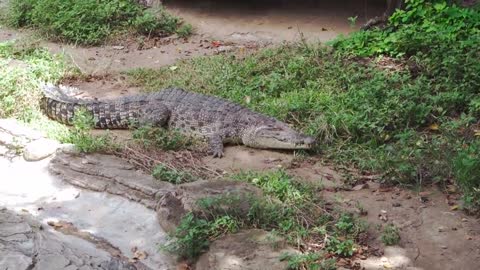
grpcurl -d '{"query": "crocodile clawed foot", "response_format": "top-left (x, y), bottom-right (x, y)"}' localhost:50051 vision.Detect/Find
top-left (210, 149), bottom-right (224, 158)
top-left (208, 135), bottom-right (225, 158)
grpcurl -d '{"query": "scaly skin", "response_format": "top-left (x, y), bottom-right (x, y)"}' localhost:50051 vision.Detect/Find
top-left (41, 86), bottom-right (316, 157)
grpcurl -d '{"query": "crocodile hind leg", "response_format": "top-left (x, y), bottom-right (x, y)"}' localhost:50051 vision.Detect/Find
top-left (138, 104), bottom-right (170, 127)
top-left (208, 134), bottom-right (224, 158)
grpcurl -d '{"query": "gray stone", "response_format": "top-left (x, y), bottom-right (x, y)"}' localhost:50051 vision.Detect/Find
top-left (0, 119), bottom-right (43, 141)
top-left (35, 255), bottom-right (70, 269)
top-left (57, 143), bottom-right (80, 154)
top-left (0, 119), bottom-right (54, 159)
top-left (0, 208), bottom-right (139, 270)
top-left (23, 138), bottom-right (60, 161)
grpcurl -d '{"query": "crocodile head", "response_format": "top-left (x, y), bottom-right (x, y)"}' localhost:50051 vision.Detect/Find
top-left (242, 121), bottom-right (316, 150)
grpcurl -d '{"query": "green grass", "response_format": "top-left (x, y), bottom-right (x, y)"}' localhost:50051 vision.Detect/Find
top-left (0, 39), bottom-right (75, 142)
top-left (5, 0), bottom-right (187, 45)
top-left (127, 1), bottom-right (480, 211)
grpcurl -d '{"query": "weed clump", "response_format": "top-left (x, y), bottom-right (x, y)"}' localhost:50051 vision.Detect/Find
top-left (7, 0), bottom-right (186, 45)
top-left (232, 170), bottom-right (312, 203)
top-left (60, 108), bottom-right (115, 153)
top-left (280, 252), bottom-right (336, 270)
top-left (152, 163), bottom-right (194, 184)
top-left (162, 212), bottom-right (211, 260)
top-left (132, 125), bottom-right (193, 151)
top-left (381, 224), bottom-right (401, 246)
top-left (176, 23), bottom-right (194, 38)
top-left (162, 170), bottom-right (367, 267)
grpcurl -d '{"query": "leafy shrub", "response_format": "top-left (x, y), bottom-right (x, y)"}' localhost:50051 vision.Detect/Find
top-left (161, 213), bottom-right (210, 260)
top-left (332, 0), bottom-right (480, 118)
top-left (326, 237), bottom-right (355, 257)
top-left (207, 215), bottom-right (240, 238)
top-left (335, 214), bottom-right (360, 235)
top-left (330, 0), bottom-right (480, 205)
top-left (8, 0), bottom-right (181, 45)
top-left (132, 8), bottom-right (179, 35)
top-left (381, 224), bottom-right (401, 246)
top-left (152, 163), bottom-right (193, 184)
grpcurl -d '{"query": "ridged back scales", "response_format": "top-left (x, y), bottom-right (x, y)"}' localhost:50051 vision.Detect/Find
top-left (42, 87), bottom-right (270, 140)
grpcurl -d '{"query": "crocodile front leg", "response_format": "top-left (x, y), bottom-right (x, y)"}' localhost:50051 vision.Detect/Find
top-left (208, 134), bottom-right (224, 158)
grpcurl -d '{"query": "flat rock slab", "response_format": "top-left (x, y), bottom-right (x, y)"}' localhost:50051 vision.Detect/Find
top-left (23, 138), bottom-right (60, 161)
top-left (1, 151), bottom-right (176, 269)
top-left (0, 208), bottom-right (137, 270)
top-left (0, 118), bottom-right (69, 161)
top-left (50, 153), bottom-right (175, 209)
top-left (196, 229), bottom-right (298, 270)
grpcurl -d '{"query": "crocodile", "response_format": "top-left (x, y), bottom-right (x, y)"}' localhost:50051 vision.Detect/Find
top-left (41, 85), bottom-right (316, 157)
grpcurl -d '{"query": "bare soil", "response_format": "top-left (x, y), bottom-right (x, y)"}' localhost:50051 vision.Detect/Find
top-left (165, 0), bottom-right (385, 43)
top-left (1, 1), bottom-right (480, 269)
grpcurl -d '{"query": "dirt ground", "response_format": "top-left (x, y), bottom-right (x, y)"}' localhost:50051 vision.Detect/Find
top-left (1, 1), bottom-right (480, 269)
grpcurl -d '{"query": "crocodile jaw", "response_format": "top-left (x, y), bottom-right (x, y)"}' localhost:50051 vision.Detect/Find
top-left (252, 137), bottom-right (315, 149)
top-left (242, 124), bottom-right (316, 150)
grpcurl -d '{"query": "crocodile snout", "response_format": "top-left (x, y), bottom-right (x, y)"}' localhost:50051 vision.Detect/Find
top-left (302, 136), bottom-right (316, 146)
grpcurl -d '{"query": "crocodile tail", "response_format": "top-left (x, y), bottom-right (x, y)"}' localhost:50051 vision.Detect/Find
top-left (40, 84), bottom-right (136, 129)
top-left (41, 83), bottom-right (90, 103)
top-left (40, 84), bottom-right (92, 125)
